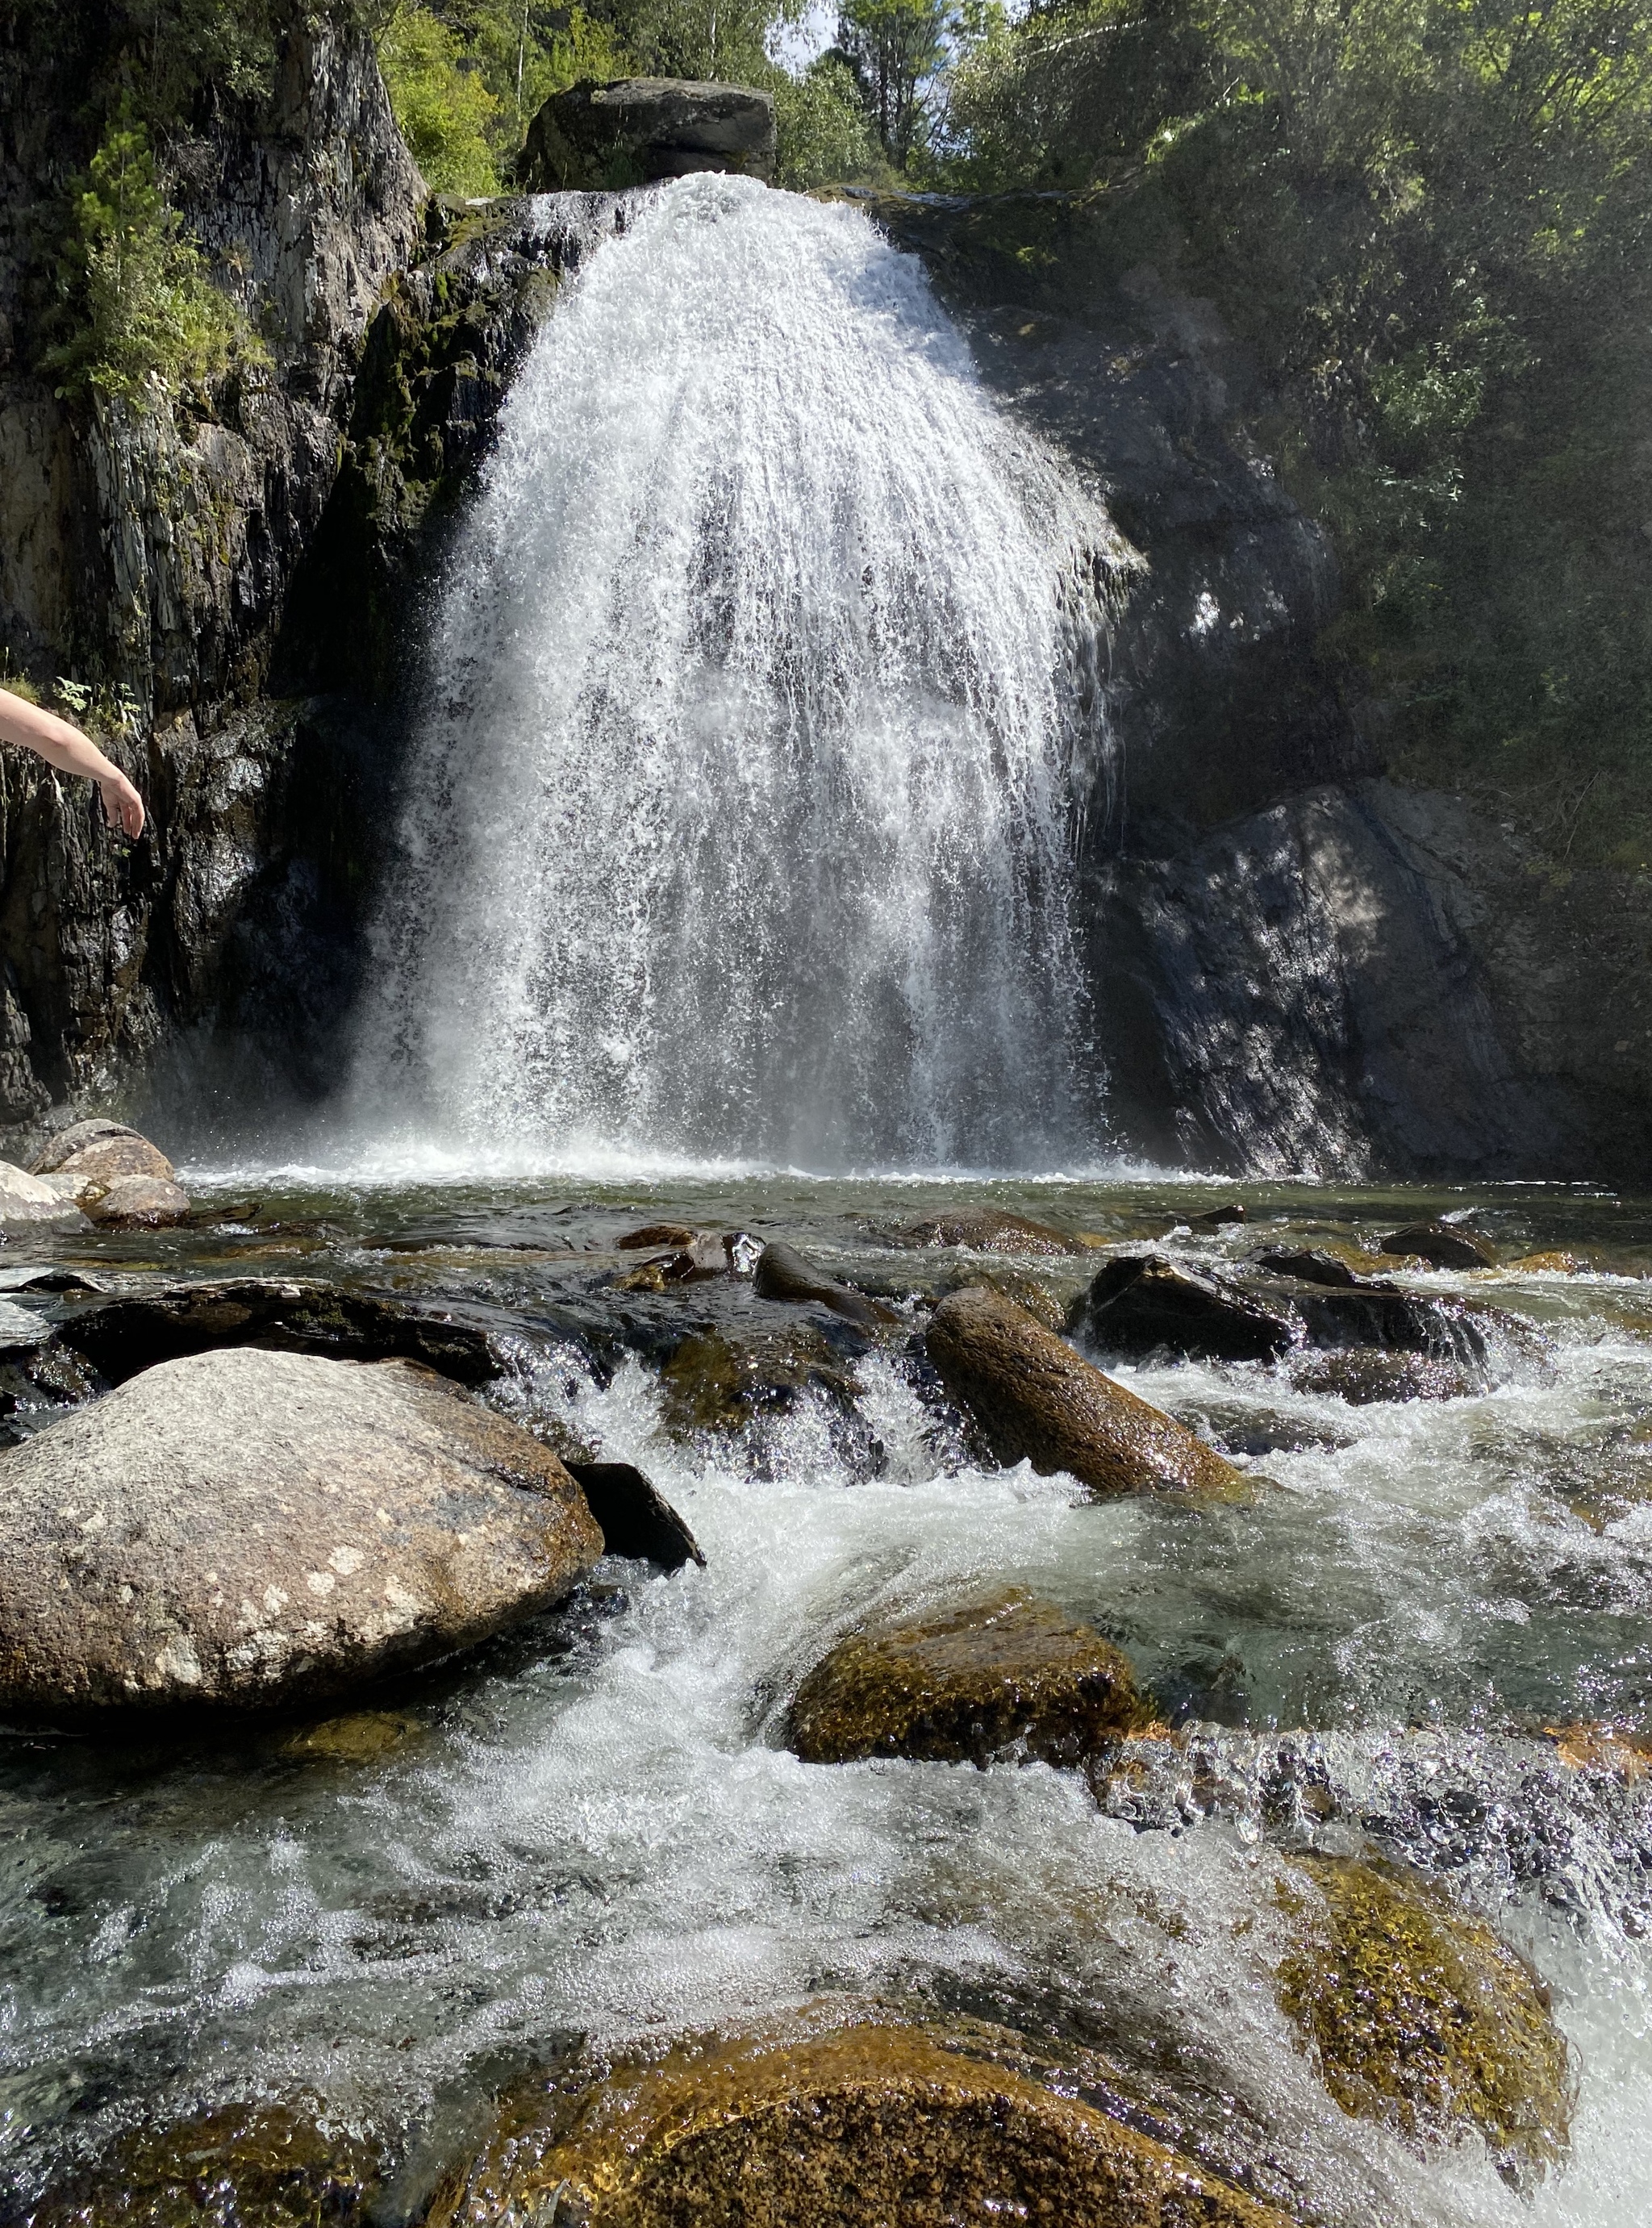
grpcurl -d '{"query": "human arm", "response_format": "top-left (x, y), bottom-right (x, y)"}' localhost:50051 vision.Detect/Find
top-left (0, 687), bottom-right (145, 837)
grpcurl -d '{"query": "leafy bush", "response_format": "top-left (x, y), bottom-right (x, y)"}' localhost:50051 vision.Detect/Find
top-left (378, 3), bottom-right (503, 193)
top-left (44, 116), bottom-right (253, 406)
top-left (775, 55), bottom-right (885, 186)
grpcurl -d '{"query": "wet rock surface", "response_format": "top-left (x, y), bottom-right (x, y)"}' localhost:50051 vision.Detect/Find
top-left (751, 1238), bottom-right (894, 1328)
top-left (786, 1590), bottom-right (1146, 1767)
top-left (0, 1349), bottom-right (603, 1722)
top-left (1290, 1348), bottom-right (1484, 1404)
top-left (925, 1283), bottom-right (1249, 1501)
top-left (896, 1208), bottom-right (1087, 1256)
top-left (565, 1460), bottom-right (704, 1571)
top-left (1277, 1857), bottom-right (1572, 2173)
top-left (428, 2009), bottom-right (1296, 2228)
top-left (1077, 1254), bottom-right (1296, 1362)
top-left (1381, 1220), bottom-right (1499, 1270)
top-left (59, 1278), bottom-right (503, 1387)
top-left (29, 2101), bottom-right (383, 2228)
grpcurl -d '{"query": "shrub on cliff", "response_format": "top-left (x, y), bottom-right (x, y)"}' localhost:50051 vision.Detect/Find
top-left (43, 115), bottom-right (253, 406)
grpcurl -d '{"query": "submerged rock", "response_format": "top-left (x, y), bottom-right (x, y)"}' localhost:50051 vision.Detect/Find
top-left (753, 1238), bottom-right (895, 1328)
top-left (84, 1174), bottom-right (192, 1226)
top-left (0, 1158), bottom-right (86, 1226)
top-left (1077, 1254), bottom-right (1295, 1362)
top-left (897, 1208), bottom-right (1084, 1256)
top-left (0, 1349), bottom-right (603, 1722)
top-left (59, 1277), bottom-right (502, 1386)
top-left (786, 1590), bottom-right (1146, 1766)
top-left (924, 1284), bottom-right (1249, 1501)
top-left (1380, 1220), bottom-right (1498, 1270)
top-left (657, 1323), bottom-right (861, 1439)
top-left (1277, 1857), bottom-right (1571, 2174)
top-left (1290, 1349), bottom-right (1482, 1403)
top-left (29, 2101), bottom-right (382, 2228)
top-left (615, 1221), bottom-right (699, 1250)
top-left (428, 2007), bottom-right (1295, 2228)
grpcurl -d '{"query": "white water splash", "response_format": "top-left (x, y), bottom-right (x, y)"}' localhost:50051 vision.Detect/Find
top-left (353, 174), bottom-right (1120, 1174)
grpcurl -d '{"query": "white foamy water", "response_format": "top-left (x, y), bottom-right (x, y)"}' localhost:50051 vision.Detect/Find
top-left (350, 174), bottom-right (1118, 1174)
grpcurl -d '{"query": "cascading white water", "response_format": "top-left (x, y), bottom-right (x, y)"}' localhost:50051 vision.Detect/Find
top-left (353, 173), bottom-right (1119, 1174)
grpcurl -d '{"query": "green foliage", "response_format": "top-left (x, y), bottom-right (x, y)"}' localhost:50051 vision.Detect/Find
top-left (378, 3), bottom-right (503, 191)
top-left (940, 0), bottom-right (1652, 862)
top-left (43, 116), bottom-right (252, 406)
top-left (774, 55), bottom-right (886, 186)
top-left (835, 0), bottom-right (954, 161)
top-left (620, 0), bottom-right (803, 80)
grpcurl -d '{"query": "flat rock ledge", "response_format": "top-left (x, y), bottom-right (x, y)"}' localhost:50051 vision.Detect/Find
top-left (0, 1349), bottom-right (602, 1725)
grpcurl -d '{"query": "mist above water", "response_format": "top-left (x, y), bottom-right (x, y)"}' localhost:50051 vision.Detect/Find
top-left (351, 174), bottom-right (1118, 1175)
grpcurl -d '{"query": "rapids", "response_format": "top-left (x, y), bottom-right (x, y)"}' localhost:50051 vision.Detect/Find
top-left (2, 1174), bottom-right (1651, 2228)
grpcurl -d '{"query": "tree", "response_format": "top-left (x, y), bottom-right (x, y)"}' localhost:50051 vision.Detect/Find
top-left (834, 0), bottom-right (953, 162)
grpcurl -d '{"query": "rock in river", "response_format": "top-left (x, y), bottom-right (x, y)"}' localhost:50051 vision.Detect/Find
top-left (83, 1174), bottom-right (192, 1227)
top-left (1380, 1219), bottom-right (1498, 1270)
top-left (925, 1284), bottom-right (1249, 1502)
top-left (428, 2006), bottom-right (1296, 2228)
top-left (0, 1158), bottom-right (86, 1227)
top-left (30, 2100), bottom-right (383, 2228)
top-left (1277, 1857), bottom-right (1571, 2175)
top-left (1078, 1254), bottom-right (1295, 1362)
top-left (0, 1349), bottom-right (603, 1723)
top-left (787, 1590), bottom-right (1146, 1766)
top-left (753, 1237), bottom-right (895, 1327)
top-left (899, 1208), bottom-right (1084, 1256)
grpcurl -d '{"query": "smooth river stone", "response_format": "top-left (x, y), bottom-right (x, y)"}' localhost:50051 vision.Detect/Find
top-left (0, 1348), bottom-right (603, 1724)
top-left (0, 1159), bottom-right (87, 1227)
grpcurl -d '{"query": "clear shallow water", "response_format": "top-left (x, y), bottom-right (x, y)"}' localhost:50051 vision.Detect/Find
top-left (3, 1171), bottom-right (1652, 2224)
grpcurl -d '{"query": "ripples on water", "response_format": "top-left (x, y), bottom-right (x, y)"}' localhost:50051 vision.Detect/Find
top-left (2, 1173), bottom-right (1652, 2226)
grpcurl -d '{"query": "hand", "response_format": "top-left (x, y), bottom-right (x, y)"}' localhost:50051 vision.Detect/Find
top-left (98, 769), bottom-right (145, 840)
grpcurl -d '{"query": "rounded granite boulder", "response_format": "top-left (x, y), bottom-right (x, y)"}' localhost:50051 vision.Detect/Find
top-left (0, 1347), bottom-right (603, 1724)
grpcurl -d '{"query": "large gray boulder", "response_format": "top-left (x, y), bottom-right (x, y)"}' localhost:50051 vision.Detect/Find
top-left (519, 77), bottom-right (776, 191)
top-left (0, 1350), bottom-right (603, 1724)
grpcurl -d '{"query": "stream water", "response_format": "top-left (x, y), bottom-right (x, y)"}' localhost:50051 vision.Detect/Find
top-left (2, 1174), bottom-right (1652, 2227)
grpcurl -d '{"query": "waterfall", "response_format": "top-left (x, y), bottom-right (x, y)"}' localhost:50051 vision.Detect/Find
top-left (353, 174), bottom-right (1118, 1174)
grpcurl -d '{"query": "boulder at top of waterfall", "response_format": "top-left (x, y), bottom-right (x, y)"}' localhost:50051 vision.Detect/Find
top-left (897, 1208), bottom-right (1086, 1256)
top-left (924, 1284), bottom-right (1249, 1501)
top-left (0, 1348), bottom-right (603, 1723)
top-left (1277, 1857), bottom-right (1571, 2176)
top-left (786, 1590), bottom-right (1147, 1766)
top-left (1380, 1220), bottom-right (1499, 1270)
top-left (519, 77), bottom-right (776, 191)
top-left (84, 1175), bottom-right (192, 1227)
top-left (1076, 1254), bottom-right (1295, 1362)
top-left (0, 1159), bottom-right (88, 1227)
top-left (428, 2007), bottom-right (1296, 2228)
top-left (29, 2099), bottom-right (383, 2228)
top-left (753, 1238), bottom-right (895, 1328)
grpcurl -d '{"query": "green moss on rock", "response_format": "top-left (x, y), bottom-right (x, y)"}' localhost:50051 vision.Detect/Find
top-left (1276, 1858), bottom-right (1572, 2175)
top-left (787, 1588), bottom-right (1149, 1767)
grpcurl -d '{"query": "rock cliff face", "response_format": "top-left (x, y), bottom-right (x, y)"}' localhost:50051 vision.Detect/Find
top-left (0, 5), bottom-right (422, 1137)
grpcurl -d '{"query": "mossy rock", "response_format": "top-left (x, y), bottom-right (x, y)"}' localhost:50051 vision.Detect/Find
top-left (786, 1589), bottom-right (1149, 1767)
top-left (657, 1326), bottom-right (857, 1438)
top-left (31, 2102), bottom-right (380, 2228)
top-left (1276, 1858), bottom-right (1571, 2174)
top-left (426, 2006), bottom-right (1298, 2228)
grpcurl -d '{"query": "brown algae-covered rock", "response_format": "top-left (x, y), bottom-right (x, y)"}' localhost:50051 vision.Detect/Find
top-left (1380, 1220), bottom-right (1498, 1270)
top-left (28, 2100), bottom-right (382, 2228)
top-left (1276, 1858), bottom-right (1571, 2172)
top-left (786, 1591), bottom-right (1147, 1766)
top-left (1078, 1254), bottom-right (1295, 1362)
top-left (0, 1349), bottom-right (603, 1722)
top-left (1289, 1349), bottom-right (1482, 1404)
top-left (427, 2009), bottom-right (1297, 2228)
top-left (925, 1284), bottom-right (1249, 1501)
